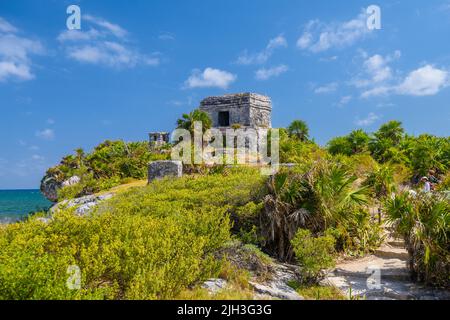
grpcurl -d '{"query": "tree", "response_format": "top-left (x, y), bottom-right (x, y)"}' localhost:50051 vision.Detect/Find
top-left (287, 120), bottom-right (310, 142)
top-left (74, 148), bottom-right (85, 168)
top-left (327, 136), bottom-right (352, 156)
top-left (347, 130), bottom-right (370, 154)
top-left (176, 109), bottom-right (212, 134)
top-left (369, 121), bottom-right (406, 163)
top-left (374, 121), bottom-right (405, 146)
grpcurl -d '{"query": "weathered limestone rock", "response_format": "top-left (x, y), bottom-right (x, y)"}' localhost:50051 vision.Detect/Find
top-left (51, 193), bottom-right (114, 216)
top-left (62, 175), bottom-right (81, 187)
top-left (148, 160), bottom-right (182, 182)
top-left (40, 174), bottom-right (81, 202)
top-left (200, 93), bottom-right (272, 129)
top-left (40, 174), bottom-right (61, 202)
top-left (202, 279), bottom-right (228, 294)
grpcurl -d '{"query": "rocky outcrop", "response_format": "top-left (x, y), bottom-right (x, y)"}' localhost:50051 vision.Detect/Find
top-left (62, 176), bottom-right (81, 187)
top-left (40, 174), bottom-right (61, 202)
top-left (250, 263), bottom-right (303, 300)
top-left (40, 174), bottom-right (81, 202)
top-left (51, 193), bottom-right (113, 216)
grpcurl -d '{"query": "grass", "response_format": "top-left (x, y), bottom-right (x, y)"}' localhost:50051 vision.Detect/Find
top-left (95, 179), bottom-right (147, 196)
top-left (288, 280), bottom-right (346, 300)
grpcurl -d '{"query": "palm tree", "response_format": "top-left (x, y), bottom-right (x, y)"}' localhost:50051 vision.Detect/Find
top-left (348, 129), bottom-right (370, 154)
top-left (374, 121), bottom-right (405, 146)
top-left (176, 109), bottom-right (212, 134)
top-left (74, 148), bottom-right (85, 168)
top-left (260, 161), bottom-right (368, 261)
top-left (287, 120), bottom-right (309, 142)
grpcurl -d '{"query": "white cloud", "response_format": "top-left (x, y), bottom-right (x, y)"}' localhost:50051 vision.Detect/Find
top-left (0, 17), bottom-right (44, 82)
top-left (297, 11), bottom-right (373, 53)
top-left (355, 112), bottom-right (381, 126)
top-left (352, 51), bottom-right (400, 88)
top-left (0, 17), bottom-right (17, 33)
top-left (58, 15), bottom-right (158, 69)
top-left (35, 129), bottom-right (55, 140)
top-left (158, 32), bottom-right (175, 41)
top-left (396, 65), bottom-right (448, 96)
top-left (67, 41), bottom-right (159, 68)
top-left (314, 82), bottom-right (338, 94)
top-left (237, 35), bottom-right (287, 65)
top-left (338, 95), bottom-right (352, 106)
top-left (185, 68), bottom-right (236, 89)
top-left (361, 64), bottom-right (448, 98)
top-left (83, 15), bottom-right (128, 38)
top-left (57, 29), bottom-right (101, 42)
top-left (31, 154), bottom-right (45, 161)
top-left (255, 65), bottom-right (288, 80)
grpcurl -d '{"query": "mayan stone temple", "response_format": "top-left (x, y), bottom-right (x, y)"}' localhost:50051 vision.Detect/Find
top-left (199, 93), bottom-right (272, 130)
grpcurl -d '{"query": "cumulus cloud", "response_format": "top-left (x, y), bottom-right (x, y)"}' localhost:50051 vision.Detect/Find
top-left (237, 35), bottom-right (287, 65)
top-left (360, 64), bottom-right (448, 98)
top-left (255, 65), bottom-right (288, 80)
top-left (83, 15), bottom-right (128, 38)
top-left (396, 65), bottom-right (448, 96)
top-left (297, 11), bottom-right (373, 53)
top-left (0, 17), bottom-right (44, 82)
top-left (185, 68), bottom-right (236, 89)
top-left (35, 129), bottom-right (55, 140)
top-left (57, 15), bottom-right (159, 68)
top-left (338, 95), bottom-right (352, 106)
top-left (347, 50), bottom-right (448, 98)
top-left (314, 82), bottom-right (338, 94)
top-left (353, 51), bottom-right (400, 89)
top-left (355, 112), bottom-right (381, 126)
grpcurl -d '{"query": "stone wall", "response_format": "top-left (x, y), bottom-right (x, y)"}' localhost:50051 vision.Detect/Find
top-left (199, 93), bottom-right (272, 128)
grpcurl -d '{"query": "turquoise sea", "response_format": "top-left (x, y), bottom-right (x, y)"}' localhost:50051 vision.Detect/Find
top-left (0, 190), bottom-right (52, 223)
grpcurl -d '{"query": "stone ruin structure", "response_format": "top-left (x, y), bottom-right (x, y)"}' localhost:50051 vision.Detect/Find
top-left (149, 132), bottom-right (170, 149)
top-left (199, 93), bottom-right (272, 129)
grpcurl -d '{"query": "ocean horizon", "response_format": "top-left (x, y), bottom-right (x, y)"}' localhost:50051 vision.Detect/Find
top-left (0, 189), bottom-right (52, 223)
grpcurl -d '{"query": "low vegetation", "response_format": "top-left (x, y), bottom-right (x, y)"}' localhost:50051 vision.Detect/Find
top-left (44, 140), bottom-right (169, 201)
top-left (385, 192), bottom-right (449, 287)
top-left (1, 118), bottom-right (448, 299)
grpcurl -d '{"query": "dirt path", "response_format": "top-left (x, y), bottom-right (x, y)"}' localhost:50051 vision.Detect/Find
top-left (324, 234), bottom-right (450, 300)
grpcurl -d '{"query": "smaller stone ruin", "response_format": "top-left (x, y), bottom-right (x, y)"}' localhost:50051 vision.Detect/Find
top-left (148, 160), bottom-right (183, 183)
top-left (149, 132), bottom-right (170, 150)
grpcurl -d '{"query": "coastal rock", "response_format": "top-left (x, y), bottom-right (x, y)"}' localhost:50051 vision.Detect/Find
top-left (41, 174), bottom-right (81, 202)
top-left (40, 174), bottom-right (61, 202)
top-left (51, 193), bottom-right (114, 216)
top-left (62, 176), bottom-right (81, 187)
top-left (148, 160), bottom-right (183, 182)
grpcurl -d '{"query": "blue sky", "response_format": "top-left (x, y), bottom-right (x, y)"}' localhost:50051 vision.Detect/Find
top-left (1, 0), bottom-right (450, 189)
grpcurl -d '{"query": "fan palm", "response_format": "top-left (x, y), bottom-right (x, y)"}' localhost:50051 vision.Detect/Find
top-left (176, 109), bottom-right (212, 135)
top-left (287, 120), bottom-right (310, 142)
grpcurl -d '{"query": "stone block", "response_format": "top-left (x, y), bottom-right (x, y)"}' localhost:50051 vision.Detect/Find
top-left (148, 160), bottom-right (182, 182)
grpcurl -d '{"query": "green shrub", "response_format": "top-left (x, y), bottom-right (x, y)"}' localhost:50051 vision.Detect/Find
top-left (291, 229), bottom-right (336, 284)
top-left (384, 192), bottom-right (450, 286)
top-left (0, 169), bottom-right (265, 300)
